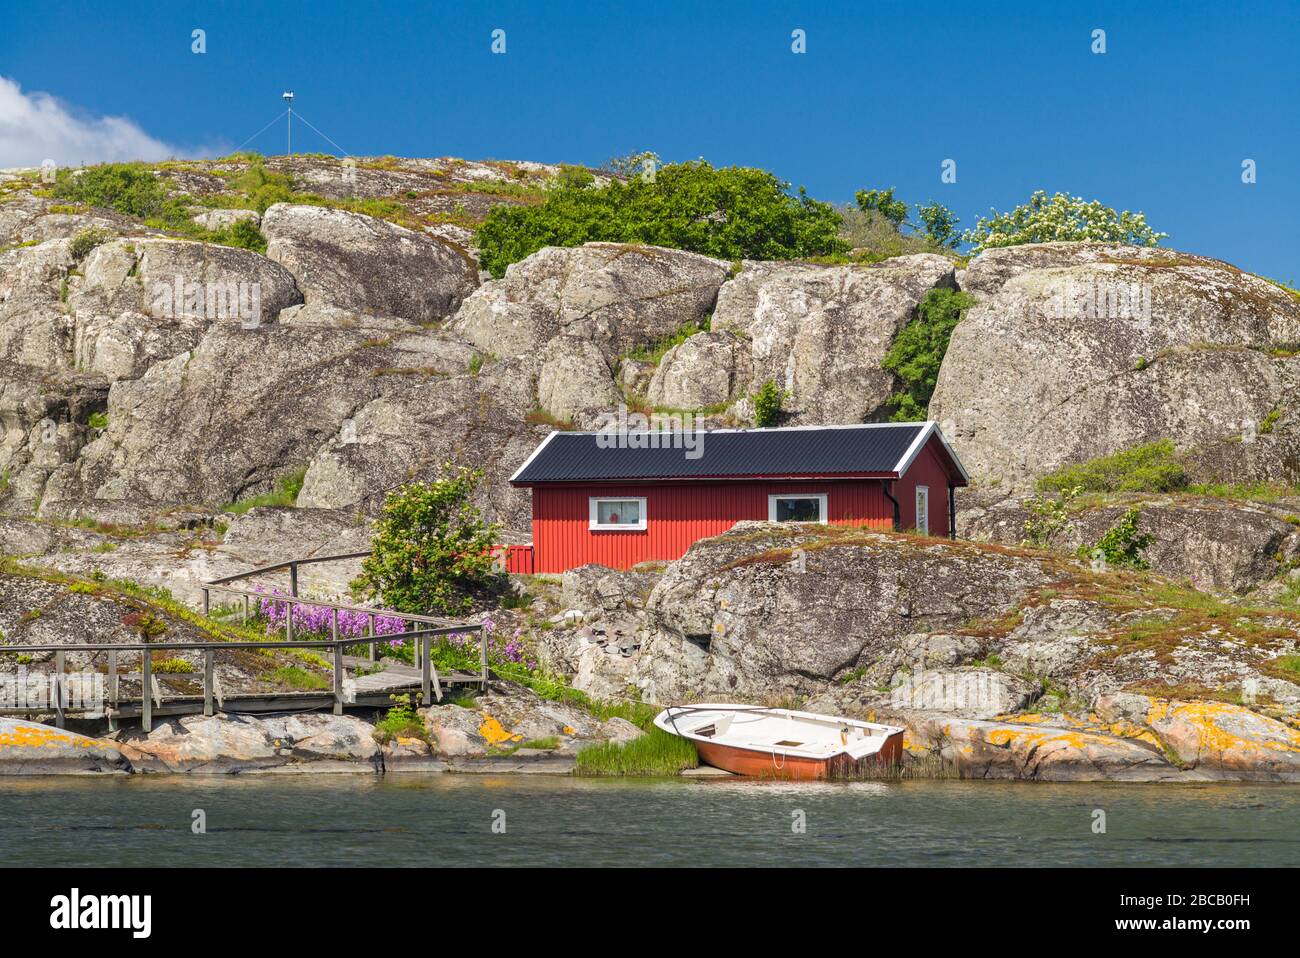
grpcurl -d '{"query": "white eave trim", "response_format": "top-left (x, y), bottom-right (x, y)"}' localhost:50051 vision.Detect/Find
top-left (891, 421), bottom-right (971, 485)
top-left (508, 430), bottom-right (561, 484)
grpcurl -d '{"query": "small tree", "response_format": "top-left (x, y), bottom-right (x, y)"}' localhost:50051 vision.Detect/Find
top-left (961, 190), bottom-right (1167, 253)
top-left (352, 468), bottom-right (503, 615)
top-left (854, 187), bottom-right (908, 228)
top-left (752, 379), bottom-right (786, 427)
top-left (915, 201), bottom-right (961, 250)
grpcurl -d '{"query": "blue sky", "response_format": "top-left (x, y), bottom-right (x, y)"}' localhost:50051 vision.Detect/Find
top-left (3, 0), bottom-right (1296, 278)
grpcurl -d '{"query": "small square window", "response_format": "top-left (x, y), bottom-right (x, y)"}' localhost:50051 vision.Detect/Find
top-left (768, 494), bottom-right (827, 523)
top-left (589, 497), bottom-right (647, 531)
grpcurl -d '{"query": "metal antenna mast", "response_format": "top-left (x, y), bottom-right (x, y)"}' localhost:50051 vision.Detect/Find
top-left (282, 91), bottom-right (295, 155)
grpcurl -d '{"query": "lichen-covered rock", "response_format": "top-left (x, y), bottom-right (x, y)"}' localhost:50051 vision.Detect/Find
top-left (37, 323), bottom-right (532, 523)
top-left (646, 330), bottom-right (746, 410)
top-left (263, 203), bottom-right (477, 323)
top-left (0, 366), bottom-right (107, 516)
top-left (111, 713), bottom-right (382, 773)
top-left (712, 254), bottom-right (955, 423)
top-left (421, 684), bottom-right (639, 757)
top-left (905, 714), bottom-right (1187, 782)
top-left (69, 238), bottom-right (303, 380)
top-left (964, 495), bottom-right (1300, 595)
top-left (1141, 698), bottom-right (1300, 780)
top-left (0, 718), bottom-right (130, 775)
top-left (450, 243), bottom-right (730, 361)
top-left (634, 522), bottom-right (1052, 703)
top-left (561, 564), bottom-right (662, 617)
top-left (808, 666), bottom-right (1040, 721)
top-left (535, 334), bottom-right (619, 426)
top-left (189, 208), bottom-right (260, 231)
top-left (294, 353), bottom-right (540, 532)
top-left (931, 243), bottom-right (1300, 487)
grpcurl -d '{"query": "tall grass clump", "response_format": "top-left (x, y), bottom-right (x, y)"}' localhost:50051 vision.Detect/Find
top-left (574, 725), bottom-right (698, 776)
top-left (221, 468), bottom-right (307, 515)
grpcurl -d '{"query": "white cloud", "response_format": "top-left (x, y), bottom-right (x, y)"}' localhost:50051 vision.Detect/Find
top-left (0, 76), bottom-right (178, 168)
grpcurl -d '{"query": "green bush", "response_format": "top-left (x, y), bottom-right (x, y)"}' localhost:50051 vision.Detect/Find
top-left (475, 160), bottom-right (847, 278)
top-left (751, 379), bottom-right (786, 427)
top-left (226, 163), bottom-right (295, 213)
top-left (962, 190), bottom-right (1167, 253)
top-left (54, 163), bottom-right (168, 218)
top-left (212, 217), bottom-right (267, 253)
top-left (1083, 507), bottom-right (1154, 570)
top-left (352, 468), bottom-right (504, 615)
top-left (882, 288), bottom-right (975, 421)
top-left (1021, 485), bottom-right (1081, 549)
top-left (69, 227), bottom-right (114, 261)
top-left (54, 161), bottom-right (270, 253)
top-left (1036, 440), bottom-right (1188, 495)
top-left (854, 187), bottom-right (908, 227)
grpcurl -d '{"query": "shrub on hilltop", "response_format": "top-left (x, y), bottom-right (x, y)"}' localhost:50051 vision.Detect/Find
top-left (475, 160), bottom-right (847, 277)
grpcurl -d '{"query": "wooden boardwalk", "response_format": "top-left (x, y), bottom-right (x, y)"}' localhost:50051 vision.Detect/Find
top-left (2, 548), bottom-right (490, 732)
top-left (0, 653), bottom-right (487, 728)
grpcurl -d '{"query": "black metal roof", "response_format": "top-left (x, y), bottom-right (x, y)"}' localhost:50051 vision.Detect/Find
top-left (511, 423), bottom-right (968, 485)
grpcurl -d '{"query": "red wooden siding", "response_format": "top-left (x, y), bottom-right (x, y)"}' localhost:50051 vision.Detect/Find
top-left (893, 441), bottom-right (954, 537)
top-left (496, 544), bottom-right (534, 574)
top-left (531, 479), bottom-right (894, 573)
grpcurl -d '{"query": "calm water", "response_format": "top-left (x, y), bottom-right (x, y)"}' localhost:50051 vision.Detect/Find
top-left (1, 775), bottom-right (1297, 867)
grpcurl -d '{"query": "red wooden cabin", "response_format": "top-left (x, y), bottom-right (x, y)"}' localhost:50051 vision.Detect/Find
top-left (507, 422), bottom-right (969, 574)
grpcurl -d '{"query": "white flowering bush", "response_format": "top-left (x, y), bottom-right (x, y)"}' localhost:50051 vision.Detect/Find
top-left (962, 191), bottom-right (1168, 253)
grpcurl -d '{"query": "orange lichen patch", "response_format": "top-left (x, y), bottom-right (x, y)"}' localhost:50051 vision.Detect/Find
top-left (1094, 721), bottom-right (1162, 748)
top-left (562, 725), bottom-right (575, 735)
top-left (1148, 700), bottom-right (1300, 755)
top-left (901, 732), bottom-right (924, 752)
top-left (478, 713), bottom-right (523, 746)
top-left (983, 726), bottom-right (1098, 750)
top-left (395, 736), bottom-right (424, 747)
top-left (0, 723), bottom-right (95, 750)
top-left (995, 710), bottom-right (1164, 748)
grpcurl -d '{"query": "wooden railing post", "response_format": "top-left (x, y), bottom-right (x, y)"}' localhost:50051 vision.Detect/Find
top-left (201, 587), bottom-right (210, 617)
top-left (242, 594), bottom-right (249, 624)
top-left (330, 607), bottom-right (340, 680)
top-left (203, 650), bottom-right (215, 717)
top-left (107, 649), bottom-right (119, 732)
top-left (289, 562), bottom-right (298, 597)
top-left (141, 650), bottom-right (152, 733)
top-left (421, 632), bottom-right (431, 706)
top-left (480, 625), bottom-right (488, 688)
top-left (53, 650), bottom-right (65, 728)
top-left (332, 642), bottom-right (344, 716)
top-left (367, 612), bottom-right (376, 662)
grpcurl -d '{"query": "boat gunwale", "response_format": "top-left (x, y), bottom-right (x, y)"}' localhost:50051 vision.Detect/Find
top-left (654, 704), bottom-right (905, 761)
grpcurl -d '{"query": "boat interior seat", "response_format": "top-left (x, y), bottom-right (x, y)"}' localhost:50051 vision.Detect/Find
top-left (845, 736), bottom-right (886, 759)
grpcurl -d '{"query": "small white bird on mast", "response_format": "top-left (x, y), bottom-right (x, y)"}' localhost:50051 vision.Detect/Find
top-left (282, 91), bottom-right (295, 156)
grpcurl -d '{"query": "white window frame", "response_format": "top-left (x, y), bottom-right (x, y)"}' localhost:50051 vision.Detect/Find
top-left (915, 485), bottom-right (929, 534)
top-left (589, 496), bottom-right (648, 532)
top-left (767, 493), bottom-right (829, 524)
